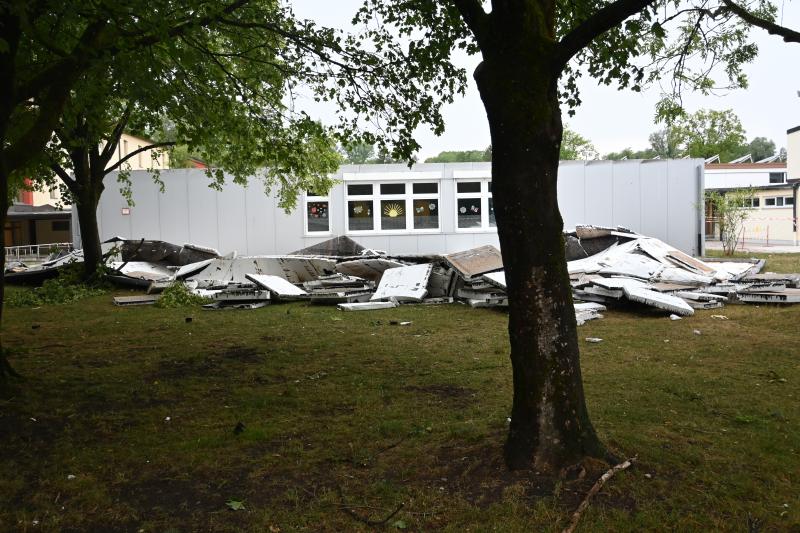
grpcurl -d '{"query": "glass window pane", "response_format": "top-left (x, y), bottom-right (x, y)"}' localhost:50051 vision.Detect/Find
top-left (766, 198), bottom-right (776, 206)
top-left (489, 198), bottom-right (496, 227)
top-left (457, 198), bottom-right (481, 228)
top-left (347, 184), bottom-right (373, 196)
top-left (380, 183), bottom-right (405, 195)
top-left (753, 198), bottom-right (760, 207)
top-left (413, 199), bottom-right (439, 229)
top-left (381, 199), bottom-right (407, 230)
top-left (457, 182), bottom-right (481, 194)
top-left (413, 182), bottom-right (438, 194)
top-left (777, 197), bottom-right (784, 206)
top-left (786, 197), bottom-right (794, 206)
top-left (488, 181), bottom-right (492, 193)
top-left (348, 200), bottom-right (373, 230)
top-left (307, 201), bottom-right (329, 232)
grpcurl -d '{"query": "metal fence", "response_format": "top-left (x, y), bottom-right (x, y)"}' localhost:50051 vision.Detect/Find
top-left (5, 243), bottom-right (73, 263)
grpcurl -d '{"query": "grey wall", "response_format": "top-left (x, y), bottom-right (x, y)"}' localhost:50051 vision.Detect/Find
top-left (77, 160), bottom-right (705, 256)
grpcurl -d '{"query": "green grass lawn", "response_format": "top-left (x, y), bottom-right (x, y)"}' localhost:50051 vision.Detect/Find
top-left (1, 256), bottom-right (799, 532)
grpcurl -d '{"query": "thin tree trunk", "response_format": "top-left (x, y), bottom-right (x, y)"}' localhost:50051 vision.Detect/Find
top-left (75, 187), bottom-right (103, 280)
top-left (475, 55), bottom-right (605, 471)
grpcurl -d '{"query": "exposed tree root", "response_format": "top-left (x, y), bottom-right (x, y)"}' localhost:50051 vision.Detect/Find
top-left (336, 485), bottom-right (405, 527)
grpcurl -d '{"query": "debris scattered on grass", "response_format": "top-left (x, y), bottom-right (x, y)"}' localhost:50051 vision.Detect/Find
top-left (585, 338), bottom-right (603, 343)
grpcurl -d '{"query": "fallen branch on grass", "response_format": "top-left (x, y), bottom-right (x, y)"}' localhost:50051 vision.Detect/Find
top-left (562, 456), bottom-right (637, 533)
top-left (336, 485), bottom-right (405, 527)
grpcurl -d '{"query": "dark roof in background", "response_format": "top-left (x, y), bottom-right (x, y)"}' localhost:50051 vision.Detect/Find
top-left (8, 204), bottom-right (71, 220)
top-left (788, 125), bottom-right (800, 134)
top-left (705, 163), bottom-right (786, 170)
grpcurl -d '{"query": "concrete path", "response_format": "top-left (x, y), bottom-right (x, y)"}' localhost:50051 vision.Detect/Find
top-left (705, 240), bottom-right (800, 254)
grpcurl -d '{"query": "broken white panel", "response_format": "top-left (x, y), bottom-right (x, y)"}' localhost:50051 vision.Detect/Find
top-left (656, 267), bottom-right (714, 286)
top-left (109, 261), bottom-right (174, 281)
top-left (737, 283), bottom-right (786, 293)
top-left (212, 288), bottom-right (271, 301)
top-left (175, 258), bottom-right (216, 279)
top-left (482, 271), bottom-right (507, 290)
top-left (337, 301), bottom-right (399, 311)
top-left (371, 263), bottom-right (433, 302)
top-left (245, 274), bottom-right (308, 298)
top-left (187, 256), bottom-right (336, 285)
top-left (597, 253), bottom-right (664, 280)
top-left (686, 300), bottom-right (725, 309)
top-left (335, 258), bottom-right (405, 282)
top-left (113, 295), bottom-right (161, 306)
top-left (622, 285), bottom-right (694, 316)
top-left (468, 297), bottom-right (508, 308)
top-left (583, 285), bottom-right (623, 299)
top-left (738, 289), bottom-right (800, 303)
top-left (592, 277), bottom-right (649, 291)
top-left (711, 262), bottom-right (761, 280)
top-left (674, 291), bottom-right (727, 302)
top-left (574, 302), bottom-right (607, 313)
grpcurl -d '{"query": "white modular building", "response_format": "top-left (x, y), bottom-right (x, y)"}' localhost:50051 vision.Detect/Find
top-left (76, 160), bottom-right (706, 256)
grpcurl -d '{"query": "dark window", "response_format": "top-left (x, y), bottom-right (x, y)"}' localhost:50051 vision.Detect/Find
top-left (488, 181), bottom-right (492, 193)
top-left (777, 197), bottom-right (785, 207)
top-left (347, 184), bottom-right (373, 196)
top-left (381, 199), bottom-right (407, 230)
top-left (765, 197), bottom-right (776, 207)
top-left (786, 197), bottom-right (794, 206)
top-left (412, 182), bottom-right (438, 194)
top-left (489, 198), bottom-right (496, 227)
top-left (307, 201), bottom-right (329, 232)
top-left (769, 172), bottom-right (786, 184)
top-left (457, 198), bottom-right (481, 228)
top-left (380, 183), bottom-right (405, 195)
top-left (457, 182), bottom-right (481, 193)
top-left (348, 200), bottom-right (373, 230)
top-left (51, 221), bottom-right (70, 232)
top-left (752, 198), bottom-right (760, 207)
top-left (413, 199), bottom-right (438, 229)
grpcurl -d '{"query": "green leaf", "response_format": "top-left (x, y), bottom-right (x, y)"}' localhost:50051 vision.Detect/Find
top-left (226, 499), bottom-right (246, 511)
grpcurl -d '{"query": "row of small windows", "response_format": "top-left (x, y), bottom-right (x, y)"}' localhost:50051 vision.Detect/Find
top-left (304, 180), bottom-right (495, 233)
top-left (739, 196), bottom-right (794, 209)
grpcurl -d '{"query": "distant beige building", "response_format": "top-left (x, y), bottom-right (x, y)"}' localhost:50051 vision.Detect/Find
top-left (37, 132), bottom-right (169, 208)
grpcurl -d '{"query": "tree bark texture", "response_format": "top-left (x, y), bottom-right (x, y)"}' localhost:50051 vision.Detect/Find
top-left (474, 47), bottom-right (605, 471)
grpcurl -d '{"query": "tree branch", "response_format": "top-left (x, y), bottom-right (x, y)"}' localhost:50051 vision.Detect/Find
top-left (451, 0), bottom-right (490, 46)
top-left (556, 0), bottom-right (657, 68)
top-left (50, 163), bottom-right (76, 190)
top-left (105, 141), bottom-right (175, 173)
top-left (721, 0), bottom-right (800, 43)
top-left (98, 104), bottom-right (132, 165)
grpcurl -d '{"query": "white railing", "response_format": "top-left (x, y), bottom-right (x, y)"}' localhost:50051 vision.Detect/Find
top-left (5, 242), bottom-right (74, 263)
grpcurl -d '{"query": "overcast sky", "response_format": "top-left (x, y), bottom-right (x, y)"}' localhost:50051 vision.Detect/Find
top-left (292, 1), bottom-right (800, 160)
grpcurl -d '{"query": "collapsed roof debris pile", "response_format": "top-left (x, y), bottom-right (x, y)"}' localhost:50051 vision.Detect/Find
top-left (11, 227), bottom-right (800, 319)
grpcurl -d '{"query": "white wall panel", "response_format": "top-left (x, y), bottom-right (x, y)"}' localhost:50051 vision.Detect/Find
top-left (85, 160), bottom-right (704, 257)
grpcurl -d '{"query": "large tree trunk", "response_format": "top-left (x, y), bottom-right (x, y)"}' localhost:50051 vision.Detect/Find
top-left (475, 53), bottom-right (605, 471)
top-left (0, 165), bottom-right (20, 380)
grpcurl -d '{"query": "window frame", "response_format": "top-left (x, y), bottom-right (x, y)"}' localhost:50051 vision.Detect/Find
top-left (303, 191), bottom-right (332, 236)
top-left (769, 172), bottom-right (787, 184)
top-left (454, 178), bottom-right (494, 232)
top-left (344, 180), bottom-right (441, 235)
top-left (763, 196), bottom-right (793, 208)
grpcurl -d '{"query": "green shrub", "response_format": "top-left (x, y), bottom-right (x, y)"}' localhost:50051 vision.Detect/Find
top-left (5, 264), bottom-right (106, 307)
top-left (155, 283), bottom-right (209, 308)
